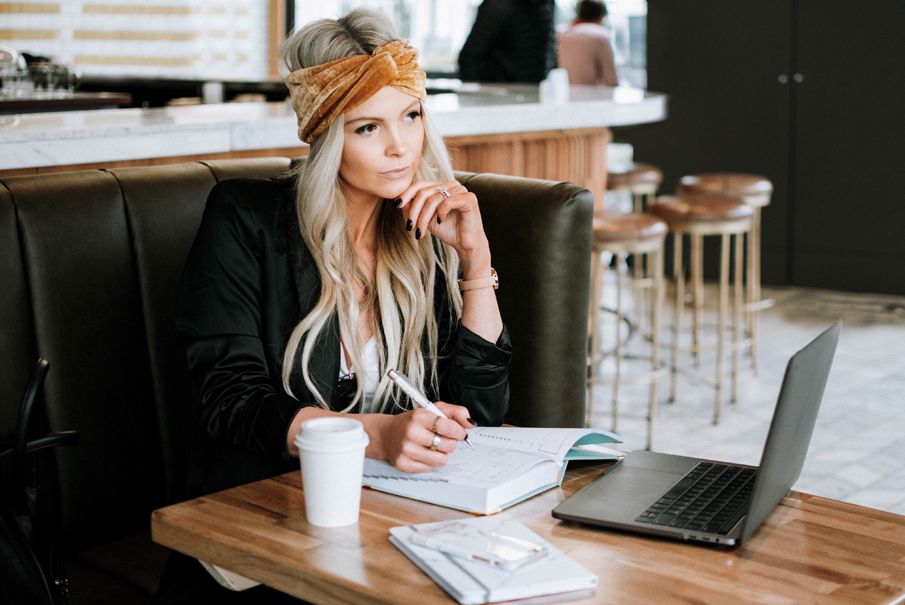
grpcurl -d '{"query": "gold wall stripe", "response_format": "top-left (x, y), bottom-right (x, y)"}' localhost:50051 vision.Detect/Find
top-left (0, 2), bottom-right (60, 13)
top-left (209, 6), bottom-right (225, 14)
top-left (83, 4), bottom-right (199, 15)
top-left (74, 55), bottom-right (197, 67)
top-left (74, 30), bottom-right (200, 41)
top-left (0, 28), bottom-right (59, 39)
top-left (209, 30), bottom-right (226, 38)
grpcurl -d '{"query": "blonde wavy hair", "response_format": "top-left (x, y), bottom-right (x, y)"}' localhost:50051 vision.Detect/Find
top-left (280, 8), bottom-right (462, 413)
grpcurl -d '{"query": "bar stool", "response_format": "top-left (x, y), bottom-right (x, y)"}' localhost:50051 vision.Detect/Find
top-left (677, 173), bottom-right (773, 374)
top-left (587, 211), bottom-right (668, 449)
top-left (648, 194), bottom-right (753, 424)
top-left (607, 162), bottom-right (664, 213)
top-left (607, 163), bottom-right (664, 312)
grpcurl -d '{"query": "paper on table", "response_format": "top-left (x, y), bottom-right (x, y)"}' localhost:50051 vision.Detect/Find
top-left (467, 427), bottom-right (619, 460)
top-left (364, 442), bottom-right (549, 488)
top-left (389, 514), bottom-right (597, 605)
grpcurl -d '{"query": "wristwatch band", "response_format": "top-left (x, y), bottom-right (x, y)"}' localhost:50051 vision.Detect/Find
top-left (458, 268), bottom-right (499, 291)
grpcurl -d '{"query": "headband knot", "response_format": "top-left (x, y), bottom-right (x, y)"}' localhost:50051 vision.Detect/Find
top-left (285, 39), bottom-right (427, 144)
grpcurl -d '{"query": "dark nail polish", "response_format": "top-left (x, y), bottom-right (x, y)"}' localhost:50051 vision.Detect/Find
top-left (394, 198), bottom-right (402, 208)
top-left (437, 216), bottom-right (442, 224)
top-left (467, 418), bottom-right (478, 427)
top-left (406, 219), bottom-right (413, 231)
top-left (415, 228), bottom-right (422, 240)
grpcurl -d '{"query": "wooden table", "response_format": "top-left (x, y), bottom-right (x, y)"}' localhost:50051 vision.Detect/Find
top-left (152, 461), bottom-right (905, 604)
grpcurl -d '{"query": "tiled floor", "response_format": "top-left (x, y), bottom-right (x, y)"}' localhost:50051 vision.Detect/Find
top-left (587, 279), bottom-right (905, 516)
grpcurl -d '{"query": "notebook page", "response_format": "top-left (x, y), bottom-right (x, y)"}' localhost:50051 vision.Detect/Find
top-left (467, 427), bottom-right (619, 462)
top-left (363, 442), bottom-right (550, 489)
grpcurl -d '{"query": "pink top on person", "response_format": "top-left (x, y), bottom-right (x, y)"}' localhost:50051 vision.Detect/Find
top-left (557, 22), bottom-right (618, 87)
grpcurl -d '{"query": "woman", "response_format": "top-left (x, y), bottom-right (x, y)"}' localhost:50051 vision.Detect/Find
top-left (154, 8), bottom-right (510, 603)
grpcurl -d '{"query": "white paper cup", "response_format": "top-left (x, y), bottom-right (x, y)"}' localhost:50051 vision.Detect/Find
top-left (295, 417), bottom-right (369, 527)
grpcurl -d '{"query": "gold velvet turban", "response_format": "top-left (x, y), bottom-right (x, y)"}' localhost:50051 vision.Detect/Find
top-left (285, 39), bottom-right (427, 144)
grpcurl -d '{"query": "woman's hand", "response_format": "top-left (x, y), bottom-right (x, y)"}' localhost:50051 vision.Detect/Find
top-left (375, 402), bottom-right (475, 473)
top-left (398, 180), bottom-right (491, 277)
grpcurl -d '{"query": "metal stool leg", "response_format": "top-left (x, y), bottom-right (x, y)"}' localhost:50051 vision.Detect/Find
top-left (748, 207), bottom-right (762, 375)
top-left (715, 234), bottom-right (729, 424)
top-left (691, 234), bottom-right (704, 368)
top-left (732, 232), bottom-right (743, 404)
top-left (647, 247), bottom-right (663, 450)
top-left (670, 233), bottom-right (684, 404)
top-left (612, 253), bottom-right (625, 433)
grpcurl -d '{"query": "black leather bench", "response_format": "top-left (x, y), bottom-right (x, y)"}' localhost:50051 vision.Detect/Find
top-left (0, 157), bottom-right (593, 603)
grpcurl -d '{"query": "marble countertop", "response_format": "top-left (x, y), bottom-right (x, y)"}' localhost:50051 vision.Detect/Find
top-left (0, 84), bottom-right (666, 170)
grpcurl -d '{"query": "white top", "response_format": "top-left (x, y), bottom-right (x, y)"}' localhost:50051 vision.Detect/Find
top-left (340, 337), bottom-right (380, 414)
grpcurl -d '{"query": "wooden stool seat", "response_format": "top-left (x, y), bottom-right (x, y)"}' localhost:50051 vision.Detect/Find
top-left (593, 212), bottom-right (667, 251)
top-left (677, 173), bottom-right (773, 207)
top-left (648, 194), bottom-right (754, 233)
top-left (607, 162), bottom-right (664, 195)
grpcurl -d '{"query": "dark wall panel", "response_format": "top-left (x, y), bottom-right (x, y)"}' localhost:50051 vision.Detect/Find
top-left (793, 1), bottom-right (905, 293)
top-left (623, 0), bottom-right (792, 285)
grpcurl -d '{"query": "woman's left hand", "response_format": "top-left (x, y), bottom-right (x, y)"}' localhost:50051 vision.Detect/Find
top-left (398, 180), bottom-right (491, 271)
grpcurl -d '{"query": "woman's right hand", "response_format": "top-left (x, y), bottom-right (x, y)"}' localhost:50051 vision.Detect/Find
top-left (375, 407), bottom-right (469, 473)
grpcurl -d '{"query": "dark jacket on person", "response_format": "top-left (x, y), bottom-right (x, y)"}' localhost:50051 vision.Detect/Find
top-left (458, 0), bottom-right (557, 83)
top-left (174, 177), bottom-right (512, 500)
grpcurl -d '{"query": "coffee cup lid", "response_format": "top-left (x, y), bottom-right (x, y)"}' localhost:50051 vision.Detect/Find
top-left (294, 417), bottom-right (369, 452)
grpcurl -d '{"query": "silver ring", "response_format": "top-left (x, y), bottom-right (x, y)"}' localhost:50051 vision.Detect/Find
top-left (430, 434), bottom-right (442, 451)
top-left (437, 185), bottom-right (450, 199)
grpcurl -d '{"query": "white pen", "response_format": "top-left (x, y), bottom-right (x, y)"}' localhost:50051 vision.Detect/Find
top-left (387, 368), bottom-right (475, 450)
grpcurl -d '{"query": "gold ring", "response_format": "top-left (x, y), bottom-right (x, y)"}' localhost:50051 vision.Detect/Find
top-left (430, 434), bottom-right (442, 451)
top-left (431, 416), bottom-right (441, 433)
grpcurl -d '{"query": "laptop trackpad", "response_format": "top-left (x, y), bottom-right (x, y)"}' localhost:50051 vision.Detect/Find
top-left (557, 464), bottom-right (686, 525)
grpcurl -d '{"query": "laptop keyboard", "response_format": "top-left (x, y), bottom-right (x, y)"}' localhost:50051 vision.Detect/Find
top-left (634, 462), bottom-right (757, 535)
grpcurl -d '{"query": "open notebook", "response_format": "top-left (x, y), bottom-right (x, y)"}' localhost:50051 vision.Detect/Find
top-left (363, 427), bottom-right (622, 514)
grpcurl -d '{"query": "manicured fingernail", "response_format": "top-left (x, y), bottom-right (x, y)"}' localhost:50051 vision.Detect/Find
top-left (406, 219), bottom-right (413, 231)
top-left (415, 228), bottom-right (422, 240)
top-left (437, 216), bottom-right (442, 224)
top-left (394, 198), bottom-right (402, 208)
top-left (467, 418), bottom-right (477, 427)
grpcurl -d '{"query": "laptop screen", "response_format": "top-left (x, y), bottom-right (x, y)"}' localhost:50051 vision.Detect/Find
top-left (738, 320), bottom-right (841, 544)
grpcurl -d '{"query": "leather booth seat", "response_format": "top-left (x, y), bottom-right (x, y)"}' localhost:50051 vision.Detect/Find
top-left (0, 158), bottom-right (594, 603)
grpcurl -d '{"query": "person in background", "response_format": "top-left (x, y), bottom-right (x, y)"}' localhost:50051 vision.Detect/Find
top-left (458, 0), bottom-right (557, 83)
top-left (558, 0), bottom-right (619, 87)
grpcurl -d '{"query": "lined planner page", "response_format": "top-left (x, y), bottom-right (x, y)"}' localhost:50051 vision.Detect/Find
top-left (468, 427), bottom-right (615, 461)
top-left (363, 443), bottom-right (552, 488)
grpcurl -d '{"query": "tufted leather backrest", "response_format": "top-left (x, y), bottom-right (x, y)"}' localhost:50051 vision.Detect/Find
top-left (0, 158), bottom-right (591, 552)
top-left (458, 173), bottom-right (593, 427)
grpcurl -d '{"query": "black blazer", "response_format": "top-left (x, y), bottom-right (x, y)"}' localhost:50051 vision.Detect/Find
top-left (175, 178), bottom-right (511, 497)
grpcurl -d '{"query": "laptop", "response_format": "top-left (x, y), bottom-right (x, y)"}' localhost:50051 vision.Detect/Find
top-left (553, 320), bottom-right (842, 547)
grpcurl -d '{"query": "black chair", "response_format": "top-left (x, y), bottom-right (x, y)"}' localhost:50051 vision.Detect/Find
top-left (1, 359), bottom-right (79, 605)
